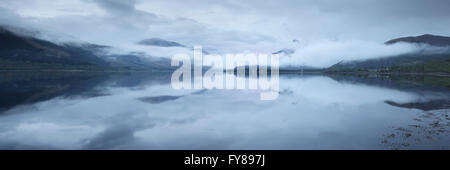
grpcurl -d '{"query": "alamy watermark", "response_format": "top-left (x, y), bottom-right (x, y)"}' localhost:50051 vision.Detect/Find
top-left (171, 46), bottom-right (279, 100)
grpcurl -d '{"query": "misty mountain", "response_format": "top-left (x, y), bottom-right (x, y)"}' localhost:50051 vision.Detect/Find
top-left (137, 38), bottom-right (185, 47)
top-left (326, 34), bottom-right (450, 73)
top-left (385, 34), bottom-right (450, 47)
top-left (326, 52), bottom-right (450, 73)
top-left (279, 65), bottom-right (321, 72)
top-left (0, 26), bottom-right (108, 66)
top-left (0, 26), bottom-right (173, 71)
top-left (273, 48), bottom-right (295, 55)
top-left (103, 53), bottom-right (173, 70)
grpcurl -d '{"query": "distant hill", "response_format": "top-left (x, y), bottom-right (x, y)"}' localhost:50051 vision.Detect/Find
top-left (0, 27), bottom-right (108, 66)
top-left (326, 34), bottom-right (450, 73)
top-left (326, 52), bottom-right (450, 73)
top-left (0, 26), bottom-right (173, 71)
top-left (273, 48), bottom-right (295, 55)
top-left (385, 34), bottom-right (450, 47)
top-left (137, 38), bottom-right (184, 47)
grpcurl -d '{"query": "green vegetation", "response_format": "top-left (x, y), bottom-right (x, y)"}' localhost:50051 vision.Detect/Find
top-left (0, 58), bottom-right (104, 70)
top-left (0, 58), bottom-right (169, 72)
top-left (390, 59), bottom-right (450, 73)
top-left (326, 58), bottom-right (450, 75)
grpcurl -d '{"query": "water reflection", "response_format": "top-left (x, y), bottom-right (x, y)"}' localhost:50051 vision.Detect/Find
top-left (0, 71), bottom-right (448, 149)
top-left (138, 95), bottom-right (183, 104)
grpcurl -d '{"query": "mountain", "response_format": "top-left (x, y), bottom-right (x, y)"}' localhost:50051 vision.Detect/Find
top-left (326, 52), bottom-right (450, 73)
top-left (326, 34), bottom-right (450, 73)
top-left (0, 26), bottom-right (174, 71)
top-left (104, 53), bottom-right (173, 70)
top-left (385, 34), bottom-right (450, 47)
top-left (279, 65), bottom-right (321, 72)
top-left (0, 27), bottom-right (108, 67)
top-left (137, 38), bottom-right (184, 47)
top-left (273, 48), bottom-right (295, 55)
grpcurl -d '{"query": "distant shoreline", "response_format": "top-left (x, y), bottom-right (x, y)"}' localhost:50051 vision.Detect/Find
top-left (0, 69), bottom-right (175, 73)
top-left (323, 71), bottom-right (450, 77)
top-left (0, 69), bottom-right (449, 77)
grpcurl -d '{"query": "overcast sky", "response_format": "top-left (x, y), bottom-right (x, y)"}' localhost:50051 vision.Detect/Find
top-left (1, 0), bottom-right (450, 67)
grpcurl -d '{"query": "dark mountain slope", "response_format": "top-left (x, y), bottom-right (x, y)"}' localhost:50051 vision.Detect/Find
top-left (326, 34), bottom-right (450, 73)
top-left (137, 38), bottom-right (184, 47)
top-left (0, 27), bottom-right (108, 66)
top-left (385, 34), bottom-right (450, 47)
top-left (0, 26), bottom-right (175, 71)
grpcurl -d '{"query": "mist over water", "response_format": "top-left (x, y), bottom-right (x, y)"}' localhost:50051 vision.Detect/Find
top-left (0, 72), bottom-right (448, 149)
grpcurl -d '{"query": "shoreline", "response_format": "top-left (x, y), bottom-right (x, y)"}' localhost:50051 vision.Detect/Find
top-left (323, 71), bottom-right (450, 77)
top-left (0, 69), bottom-right (175, 73)
top-left (0, 69), bottom-right (449, 77)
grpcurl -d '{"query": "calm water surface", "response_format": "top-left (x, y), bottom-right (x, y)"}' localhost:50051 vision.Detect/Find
top-left (0, 72), bottom-right (449, 149)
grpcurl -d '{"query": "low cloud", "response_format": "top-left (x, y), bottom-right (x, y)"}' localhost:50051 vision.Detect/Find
top-left (279, 40), bottom-right (422, 68)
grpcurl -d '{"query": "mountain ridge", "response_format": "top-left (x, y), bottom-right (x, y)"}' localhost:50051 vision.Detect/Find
top-left (137, 38), bottom-right (185, 47)
top-left (385, 34), bottom-right (450, 47)
top-left (326, 34), bottom-right (450, 73)
top-left (0, 26), bottom-right (173, 71)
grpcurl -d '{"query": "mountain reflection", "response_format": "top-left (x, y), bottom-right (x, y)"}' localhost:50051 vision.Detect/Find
top-left (0, 71), bottom-right (448, 149)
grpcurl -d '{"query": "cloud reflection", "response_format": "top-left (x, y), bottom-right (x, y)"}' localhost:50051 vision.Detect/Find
top-left (0, 74), bottom-right (448, 149)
